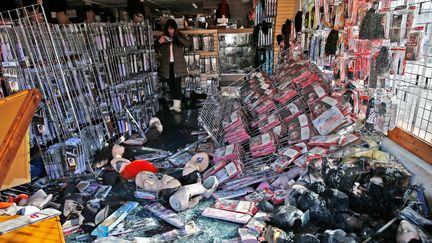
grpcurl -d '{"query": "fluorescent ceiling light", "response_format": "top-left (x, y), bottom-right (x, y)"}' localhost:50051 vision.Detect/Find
top-left (192, 2), bottom-right (198, 8)
top-left (155, 8), bottom-right (160, 11)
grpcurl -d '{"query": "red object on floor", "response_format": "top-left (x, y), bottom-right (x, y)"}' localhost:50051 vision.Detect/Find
top-left (13, 194), bottom-right (29, 204)
top-left (120, 160), bottom-right (159, 180)
top-left (0, 202), bottom-right (13, 209)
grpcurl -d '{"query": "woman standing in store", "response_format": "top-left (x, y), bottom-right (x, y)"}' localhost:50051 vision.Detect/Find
top-left (156, 19), bottom-right (190, 113)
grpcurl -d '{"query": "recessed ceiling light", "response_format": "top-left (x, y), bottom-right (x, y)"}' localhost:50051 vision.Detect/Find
top-left (192, 2), bottom-right (198, 8)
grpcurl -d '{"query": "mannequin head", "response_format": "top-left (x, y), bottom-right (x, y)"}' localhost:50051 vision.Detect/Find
top-left (182, 153), bottom-right (209, 176)
top-left (135, 171), bottom-right (181, 192)
top-left (396, 220), bottom-right (420, 243)
top-left (110, 144), bottom-right (130, 172)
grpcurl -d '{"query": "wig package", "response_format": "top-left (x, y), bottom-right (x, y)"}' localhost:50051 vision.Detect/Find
top-left (359, 8), bottom-right (384, 40)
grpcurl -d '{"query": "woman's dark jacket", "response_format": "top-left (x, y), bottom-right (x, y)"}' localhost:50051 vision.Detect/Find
top-left (154, 34), bottom-right (190, 79)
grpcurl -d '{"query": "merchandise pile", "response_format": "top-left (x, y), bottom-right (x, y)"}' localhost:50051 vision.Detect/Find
top-left (2, 54), bottom-right (430, 242)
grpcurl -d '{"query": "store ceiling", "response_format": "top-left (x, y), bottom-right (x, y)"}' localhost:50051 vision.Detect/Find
top-left (85, 0), bottom-right (220, 14)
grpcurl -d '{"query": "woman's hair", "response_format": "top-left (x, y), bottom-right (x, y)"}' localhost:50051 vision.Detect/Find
top-left (276, 34), bottom-right (284, 45)
top-left (164, 19), bottom-right (178, 35)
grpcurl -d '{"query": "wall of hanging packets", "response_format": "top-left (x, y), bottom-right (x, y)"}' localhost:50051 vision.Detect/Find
top-left (0, 5), bottom-right (159, 179)
top-left (199, 47), bottom-right (399, 190)
top-left (251, 0), bottom-right (278, 75)
top-left (296, 0), bottom-right (432, 140)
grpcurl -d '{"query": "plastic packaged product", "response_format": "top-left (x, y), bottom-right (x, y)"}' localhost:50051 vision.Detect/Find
top-left (249, 133), bottom-right (278, 157)
top-left (308, 134), bottom-right (342, 148)
top-left (213, 160), bottom-right (244, 185)
top-left (253, 100), bottom-right (276, 115)
top-left (338, 133), bottom-right (360, 147)
top-left (243, 188), bottom-right (275, 203)
top-left (312, 106), bottom-right (347, 135)
top-left (270, 145), bottom-right (302, 172)
top-left (259, 114), bottom-right (281, 133)
top-left (288, 126), bottom-right (313, 145)
top-left (213, 187), bottom-right (255, 200)
top-left (310, 96), bottom-right (340, 117)
top-left (203, 160), bottom-right (227, 179)
top-left (272, 189), bottom-right (287, 205)
top-left (246, 211), bottom-right (268, 234)
top-left (285, 113), bottom-right (310, 131)
top-left (144, 202), bottom-right (185, 228)
top-left (291, 70), bottom-right (314, 85)
top-left (251, 114), bottom-right (269, 128)
top-left (302, 82), bottom-right (330, 104)
top-left (238, 228), bottom-right (259, 242)
top-left (272, 123), bottom-right (287, 138)
top-left (308, 146), bottom-right (328, 155)
top-left (91, 201), bottom-right (139, 237)
top-left (279, 99), bottom-right (307, 123)
top-left (213, 144), bottom-right (242, 163)
top-left (273, 88), bottom-right (298, 104)
top-left (202, 207), bottom-right (252, 224)
top-left (213, 199), bottom-right (258, 215)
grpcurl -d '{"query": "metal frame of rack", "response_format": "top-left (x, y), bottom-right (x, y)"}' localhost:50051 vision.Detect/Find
top-left (0, 4), bottom-right (159, 179)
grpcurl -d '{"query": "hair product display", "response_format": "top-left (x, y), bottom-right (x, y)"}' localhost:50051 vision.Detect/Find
top-left (0, 5), bottom-right (159, 179)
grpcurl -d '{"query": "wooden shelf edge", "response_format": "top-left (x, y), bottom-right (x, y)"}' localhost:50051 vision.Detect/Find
top-left (387, 127), bottom-right (432, 165)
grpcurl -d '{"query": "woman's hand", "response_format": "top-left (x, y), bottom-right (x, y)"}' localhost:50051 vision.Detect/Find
top-left (159, 35), bottom-right (166, 44)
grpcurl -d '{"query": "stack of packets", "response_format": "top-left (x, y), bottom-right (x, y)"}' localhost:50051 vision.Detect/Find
top-left (249, 132), bottom-right (278, 158)
top-left (270, 145), bottom-right (303, 172)
top-left (285, 113), bottom-right (314, 145)
top-left (223, 110), bottom-right (250, 144)
top-left (202, 199), bottom-right (258, 224)
top-left (258, 114), bottom-right (281, 133)
top-left (203, 159), bottom-right (244, 185)
top-left (213, 144), bottom-right (243, 163)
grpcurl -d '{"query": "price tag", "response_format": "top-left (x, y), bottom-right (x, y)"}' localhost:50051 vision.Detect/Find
top-left (298, 114), bottom-right (309, 127)
top-left (288, 104), bottom-right (299, 114)
top-left (225, 162), bottom-right (238, 176)
top-left (262, 133), bottom-right (271, 144)
top-left (301, 127), bottom-right (311, 140)
top-left (322, 96), bottom-right (338, 106)
top-left (314, 85), bottom-right (326, 97)
top-left (283, 148), bottom-right (299, 159)
top-left (225, 144), bottom-right (234, 155)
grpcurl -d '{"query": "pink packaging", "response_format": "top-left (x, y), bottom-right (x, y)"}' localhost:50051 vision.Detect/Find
top-left (310, 96), bottom-right (341, 117)
top-left (213, 199), bottom-right (258, 215)
top-left (270, 146), bottom-right (302, 172)
top-left (203, 160), bottom-right (227, 179)
top-left (312, 106), bottom-right (347, 135)
top-left (250, 133), bottom-right (276, 153)
top-left (308, 134), bottom-right (342, 148)
top-left (302, 82), bottom-right (330, 104)
top-left (214, 160), bottom-right (244, 185)
top-left (213, 144), bottom-right (241, 163)
top-left (273, 88), bottom-right (299, 104)
top-left (279, 100), bottom-right (307, 123)
top-left (202, 207), bottom-right (252, 224)
top-left (259, 114), bottom-right (282, 134)
top-left (243, 188), bottom-right (275, 203)
top-left (245, 211), bottom-right (267, 234)
top-left (271, 189), bottom-right (287, 205)
top-left (288, 126), bottom-right (314, 145)
top-left (285, 114), bottom-right (310, 131)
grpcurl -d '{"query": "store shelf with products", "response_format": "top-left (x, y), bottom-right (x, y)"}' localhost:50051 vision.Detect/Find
top-left (298, 0), bottom-right (432, 156)
top-left (0, 5), bottom-right (159, 180)
top-left (218, 28), bottom-right (255, 85)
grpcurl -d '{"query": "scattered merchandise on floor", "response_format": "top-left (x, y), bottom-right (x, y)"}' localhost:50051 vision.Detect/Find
top-left (1, 54), bottom-right (431, 243)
